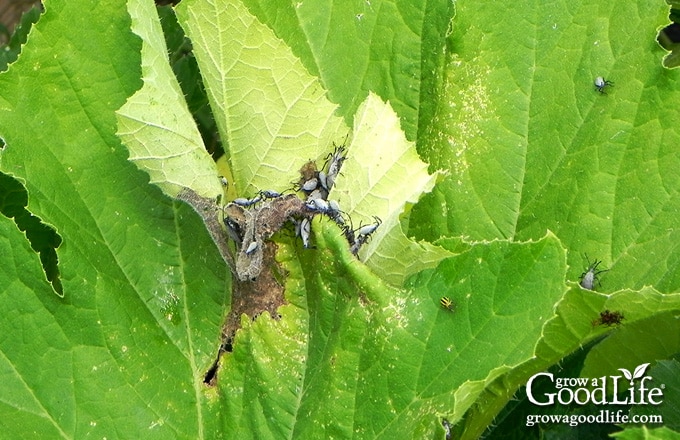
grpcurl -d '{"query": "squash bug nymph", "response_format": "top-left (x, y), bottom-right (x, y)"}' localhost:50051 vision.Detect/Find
top-left (442, 419), bottom-right (452, 440)
top-left (324, 144), bottom-right (347, 190)
top-left (259, 189), bottom-right (283, 199)
top-left (299, 217), bottom-right (313, 249)
top-left (594, 76), bottom-right (613, 94)
top-left (349, 216), bottom-right (382, 255)
top-left (244, 241), bottom-right (258, 255)
top-left (579, 256), bottom-right (608, 290)
top-left (300, 177), bottom-right (318, 192)
top-left (440, 296), bottom-right (455, 311)
top-left (233, 195), bottom-right (262, 207)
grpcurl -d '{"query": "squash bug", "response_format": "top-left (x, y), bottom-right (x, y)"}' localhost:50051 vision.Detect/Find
top-left (594, 76), bottom-right (613, 94)
top-left (580, 256), bottom-right (608, 290)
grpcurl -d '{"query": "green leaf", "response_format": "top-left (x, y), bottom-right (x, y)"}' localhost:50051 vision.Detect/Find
top-left (416, 234), bottom-right (568, 425)
top-left (175, 0), bottom-right (347, 197)
top-left (581, 313), bottom-right (680, 381)
top-left (0, 0), bottom-right (227, 437)
top-left (460, 286), bottom-right (680, 438)
top-left (236, 0), bottom-right (454, 140)
top-left (332, 92), bottom-right (452, 285)
top-left (116, 0), bottom-right (222, 200)
top-left (412, 1), bottom-right (680, 264)
top-left (613, 426), bottom-right (680, 440)
top-left (0, 215), bottom-right (68, 437)
top-left (408, 1), bottom-right (680, 433)
top-left (629, 359), bottom-right (680, 431)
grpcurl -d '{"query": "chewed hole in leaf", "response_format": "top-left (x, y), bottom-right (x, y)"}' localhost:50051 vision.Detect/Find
top-left (203, 353), bottom-right (220, 387)
top-left (0, 171), bottom-right (63, 296)
top-left (658, 6), bottom-right (680, 69)
top-left (0, 5), bottom-right (43, 73)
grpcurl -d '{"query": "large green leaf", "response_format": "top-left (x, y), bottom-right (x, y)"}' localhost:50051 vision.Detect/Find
top-left (116, 0), bottom-right (222, 200)
top-left (176, 0), bottom-right (347, 197)
top-left (412, 1), bottom-right (680, 266)
top-left (236, 0), bottom-right (454, 140)
top-left (0, 0), bottom-right (227, 437)
top-left (333, 93), bottom-right (452, 284)
top-left (409, 1), bottom-right (680, 436)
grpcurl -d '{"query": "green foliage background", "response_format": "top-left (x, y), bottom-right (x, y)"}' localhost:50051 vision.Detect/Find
top-left (0, 0), bottom-right (679, 439)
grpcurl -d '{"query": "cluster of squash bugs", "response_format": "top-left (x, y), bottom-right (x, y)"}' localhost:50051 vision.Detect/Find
top-left (232, 189), bottom-right (284, 208)
top-left (294, 141), bottom-right (382, 255)
top-left (296, 142), bottom-right (347, 202)
top-left (221, 139), bottom-right (382, 281)
top-left (223, 191), bottom-right (314, 281)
